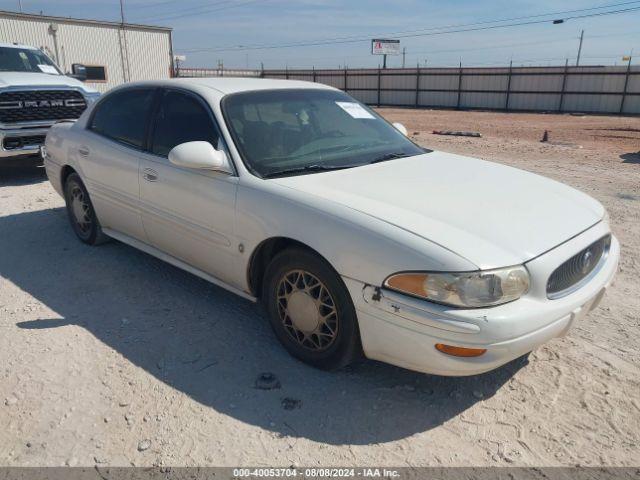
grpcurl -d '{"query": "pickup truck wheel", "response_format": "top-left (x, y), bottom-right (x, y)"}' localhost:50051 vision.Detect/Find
top-left (63, 173), bottom-right (109, 245)
top-left (263, 248), bottom-right (361, 370)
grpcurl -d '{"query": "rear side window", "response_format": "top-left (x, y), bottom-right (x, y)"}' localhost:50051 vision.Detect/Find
top-left (150, 90), bottom-right (220, 157)
top-left (90, 88), bottom-right (156, 149)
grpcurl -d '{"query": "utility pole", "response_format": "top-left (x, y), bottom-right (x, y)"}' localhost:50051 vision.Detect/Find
top-left (18, 0), bottom-right (22, 12)
top-left (620, 50), bottom-right (633, 113)
top-left (576, 29), bottom-right (584, 66)
top-left (117, 0), bottom-right (132, 82)
top-left (402, 47), bottom-right (406, 68)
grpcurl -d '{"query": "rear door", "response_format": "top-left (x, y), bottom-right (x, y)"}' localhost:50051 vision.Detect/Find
top-left (138, 88), bottom-right (240, 286)
top-left (79, 87), bottom-right (157, 241)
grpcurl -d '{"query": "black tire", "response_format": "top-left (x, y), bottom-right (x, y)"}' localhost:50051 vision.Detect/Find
top-left (63, 172), bottom-right (109, 245)
top-left (262, 248), bottom-right (362, 370)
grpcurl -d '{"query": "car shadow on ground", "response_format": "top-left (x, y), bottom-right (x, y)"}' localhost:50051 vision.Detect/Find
top-left (0, 165), bottom-right (47, 187)
top-left (620, 152), bottom-right (640, 164)
top-left (1, 206), bottom-right (527, 445)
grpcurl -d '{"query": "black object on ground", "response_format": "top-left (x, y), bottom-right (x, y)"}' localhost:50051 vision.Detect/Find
top-left (255, 372), bottom-right (281, 390)
top-left (432, 130), bottom-right (482, 137)
top-left (541, 130), bottom-right (549, 142)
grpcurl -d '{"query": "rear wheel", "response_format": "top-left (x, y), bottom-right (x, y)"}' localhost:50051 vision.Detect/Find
top-left (63, 173), bottom-right (109, 245)
top-left (262, 248), bottom-right (361, 370)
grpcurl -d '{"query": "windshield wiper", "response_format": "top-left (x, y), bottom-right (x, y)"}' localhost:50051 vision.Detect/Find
top-left (263, 164), bottom-right (357, 179)
top-left (369, 152), bottom-right (409, 164)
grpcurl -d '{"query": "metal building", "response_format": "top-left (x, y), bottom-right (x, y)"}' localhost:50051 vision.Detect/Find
top-left (0, 10), bottom-right (173, 92)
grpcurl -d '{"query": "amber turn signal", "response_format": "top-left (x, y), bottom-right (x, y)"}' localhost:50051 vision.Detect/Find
top-left (435, 343), bottom-right (487, 357)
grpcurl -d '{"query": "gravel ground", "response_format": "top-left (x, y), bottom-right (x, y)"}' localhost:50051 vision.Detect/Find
top-left (1, 109), bottom-right (639, 467)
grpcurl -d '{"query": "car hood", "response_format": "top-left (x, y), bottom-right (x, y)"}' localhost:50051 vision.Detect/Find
top-left (0, 71), bottom-right (97, 92)
top-left (272, 151), bottom-right (604, 269)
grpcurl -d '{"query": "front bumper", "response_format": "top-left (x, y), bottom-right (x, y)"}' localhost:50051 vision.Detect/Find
top-left (0, 125), bottom-right (50, 159)
top-left (346, 222), bottom-right (619, 376)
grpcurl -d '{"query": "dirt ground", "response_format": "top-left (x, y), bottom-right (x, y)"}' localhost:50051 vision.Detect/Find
top-left (1, 109), bottom-right (639, 468)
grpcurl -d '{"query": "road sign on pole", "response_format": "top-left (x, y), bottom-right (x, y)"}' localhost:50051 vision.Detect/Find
top-left (372, 39), bottom-right (400, 55)
top-left (372, 39), bottom-right (400, 70)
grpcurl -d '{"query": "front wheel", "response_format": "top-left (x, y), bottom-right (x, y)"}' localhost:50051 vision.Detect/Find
top-left (63, 173), bottom-right (109, 245)
top-left (262, 248), bottom-right (362, 370)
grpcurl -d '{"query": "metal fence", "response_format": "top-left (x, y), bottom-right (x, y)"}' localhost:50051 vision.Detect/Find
top-left (178, 67), bottom-right (261, 78)
top-left (178, 64), bottom-right (640, 115)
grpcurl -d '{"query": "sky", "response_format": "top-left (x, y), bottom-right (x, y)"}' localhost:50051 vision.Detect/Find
top-left (1, 0), bottom-right (639, 69)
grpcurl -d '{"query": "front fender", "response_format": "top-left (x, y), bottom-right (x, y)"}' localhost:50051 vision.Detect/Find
top-left (235, 179), bottom-right (477, 290)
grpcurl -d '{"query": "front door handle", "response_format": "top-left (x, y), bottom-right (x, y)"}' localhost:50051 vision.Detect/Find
top-left (143, 168), bottom-right (158, 182)
top-left (78, 146), bottom-right (90, 157)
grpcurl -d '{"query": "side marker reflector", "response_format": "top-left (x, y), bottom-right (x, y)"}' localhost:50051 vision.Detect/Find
top-left (435, 343), bottom-right (487, 357)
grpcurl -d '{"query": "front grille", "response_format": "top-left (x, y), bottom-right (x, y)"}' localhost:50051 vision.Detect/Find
top-left (0, 90), bottom-right (86, 124)
top-left (3, 135), bottom-right (46, 150)
top-left (547, 235), bottom-right (610, 298)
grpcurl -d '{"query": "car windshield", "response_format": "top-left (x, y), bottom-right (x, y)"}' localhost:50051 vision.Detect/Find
top-left (0, 46), bottom-right (61, 74)
top-left (222, 89), bottom-right (428, 178)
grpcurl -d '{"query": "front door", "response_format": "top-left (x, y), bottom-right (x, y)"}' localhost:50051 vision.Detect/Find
top-left (138, 88), bottom-right (239, 286)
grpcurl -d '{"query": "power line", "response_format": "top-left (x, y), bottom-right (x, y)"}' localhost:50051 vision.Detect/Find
top-left (179, 1), bottom-right (640, 53)
top-left (136, 0), bottom-right (264, 22)
top-left (244, 27), bottom-right (640, 65)
top-left (126, 0), bottom-right (232, 10)
top-left (294, 0), bottom-right (640, 46)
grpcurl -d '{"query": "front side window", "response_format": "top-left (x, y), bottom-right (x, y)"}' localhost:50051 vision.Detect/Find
top-left (222, 89), bottom-right (427, 178)
top-left (0, 46), bottom-right (61, 74)
top-left (89, 88), bottom-right (156, 149)
top-left (150, 90), bottom-right (220, 157)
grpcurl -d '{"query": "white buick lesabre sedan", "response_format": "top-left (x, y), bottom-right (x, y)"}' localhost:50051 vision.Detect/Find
top-left (43, 78), bottom-right (619, 376)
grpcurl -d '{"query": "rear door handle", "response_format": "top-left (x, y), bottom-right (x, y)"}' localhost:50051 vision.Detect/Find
top-left (78, 146), bottom-right (90, 157)
top-left (143, 168), bottom-right (158, 182)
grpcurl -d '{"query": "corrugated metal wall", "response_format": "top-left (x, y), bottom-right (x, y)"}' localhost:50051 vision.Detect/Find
top-left (180, 65), bottom-right (639, 115)
top-left (0, 12), bottom-right (172, 92)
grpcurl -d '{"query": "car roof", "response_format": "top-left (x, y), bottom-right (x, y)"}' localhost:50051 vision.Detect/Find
top-left (0, 42), bottom-right (39, 50)
top-left (123, 77), bottom-right (337, 96)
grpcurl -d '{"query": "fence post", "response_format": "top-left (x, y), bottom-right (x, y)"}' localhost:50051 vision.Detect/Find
top-left (619, 55), bottom-right (632, 114)
top-left (377, 67), bottom-right (381, 107)
top-left (415, 63), bottom-right (420, 107)
top-left (559, 58), bottom-right (568, 113)
top-left (505, 60), bottom-right (513, 111)
top-left (344, 67), bottom-right (348, 92)
top-left (456, 61), bottom-right (462, 109)
top-left (312, 66), bottom-right (316, 83)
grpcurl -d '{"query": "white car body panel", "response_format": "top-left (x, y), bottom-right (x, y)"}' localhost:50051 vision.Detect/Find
top-left (43, 77), bottom-right (619, 376)
top-left (137, 150), bottom-right (240, 285)
top-left (0, 71), bottom-right (92, 90)
top-left (271, 152), bottom-right (604, 269)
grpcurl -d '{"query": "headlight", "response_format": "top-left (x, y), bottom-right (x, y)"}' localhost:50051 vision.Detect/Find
top-left (384, 266), bottom-right (530, 308)
top-left (84, 92), bottom-right (101, 104)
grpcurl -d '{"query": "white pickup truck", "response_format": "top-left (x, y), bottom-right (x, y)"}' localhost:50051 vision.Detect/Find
top-left (0, 42), bottom-right (100, 164)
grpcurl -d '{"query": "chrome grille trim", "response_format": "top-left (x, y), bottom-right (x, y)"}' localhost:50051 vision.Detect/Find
top-left (547, 235), bottom-right (611, 299)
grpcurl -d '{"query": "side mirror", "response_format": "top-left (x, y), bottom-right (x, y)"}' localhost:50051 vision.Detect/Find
top-left (392, 122), bottom-right (408, 136)
top-left (168, 141), bottom-right (231, 173)
top-left (70, 63), bottom-right (87, 82)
